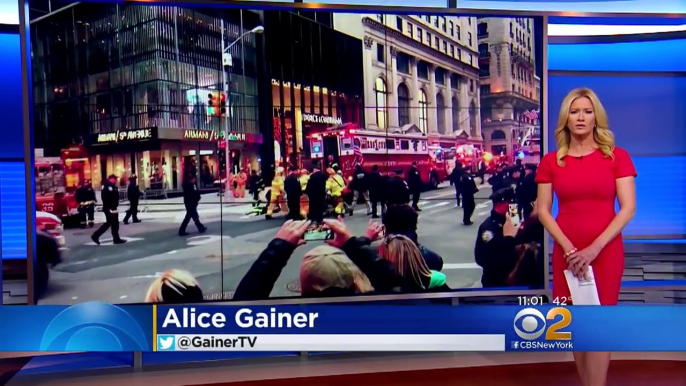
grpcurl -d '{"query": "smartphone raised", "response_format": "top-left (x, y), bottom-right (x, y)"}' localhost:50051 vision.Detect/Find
top-left (508, 203), bottom-right (521, 227)
top-left (302, 224), bottom-right (333, 241)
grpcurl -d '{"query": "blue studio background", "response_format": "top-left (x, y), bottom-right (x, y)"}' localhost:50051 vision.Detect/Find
top-left (0, 31), bottom-right (28, 262)
top-left (547, 29), bottom-right (686, 238)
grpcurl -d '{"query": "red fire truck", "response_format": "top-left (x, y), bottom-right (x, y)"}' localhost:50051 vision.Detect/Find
top-left (517, 127), bottom-right (541, 164)
top-left (35, 145), bottom-right (90, 220)
top-left (306, 126), bottom-right (448, 189)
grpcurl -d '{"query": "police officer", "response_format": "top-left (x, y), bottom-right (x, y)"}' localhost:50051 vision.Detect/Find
top-left (91, 174), bottom-right (126, 245)
top-left (473, 187), bottom-right (521, 288)
top-left (367, 165), bottom-right (384, 218)
top-left (178, 175), bottom-right (207, 236)
top-left (407, 162), bottom-right (422, 211)
top-left (449, 162), bottom-right (463, 207)
top-left (283, 165), bottom-right (302, 220)
top-left (487, 164), bottom-right (506, 191)
top-left (387, 169), bottom-right (411, 207)
top-left (458, 164), bottom-right (479, 225)
top-left (350, 164), bottom-right (371, 215)
top-left (306, 161), bottom-right (328, 224)
top-left (75, 180), bottom-right (96, 228)
top-left (123, 175), bottom-right (142, 224)
top-left (248, 170), bottom-right (263, 206)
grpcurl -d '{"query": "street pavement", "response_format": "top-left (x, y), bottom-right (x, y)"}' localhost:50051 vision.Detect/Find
top-left (39, 182), bottom-right (495, 304)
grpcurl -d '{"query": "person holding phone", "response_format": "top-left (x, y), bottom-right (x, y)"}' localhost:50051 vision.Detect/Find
top-left (536, 88), bottom-right (636, 386)
top-left (474, 187), bottom-right (521, 288)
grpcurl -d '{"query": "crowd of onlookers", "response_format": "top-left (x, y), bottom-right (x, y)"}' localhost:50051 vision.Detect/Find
top-left (142, 159), bottom-right (545, 304)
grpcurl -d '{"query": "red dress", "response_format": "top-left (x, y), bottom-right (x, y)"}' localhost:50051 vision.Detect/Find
top-left (535, 147), bottom-right (637, 305)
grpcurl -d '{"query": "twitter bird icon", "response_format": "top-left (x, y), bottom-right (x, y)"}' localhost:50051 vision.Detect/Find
top-left (157, 335), bottom-right (176, 351)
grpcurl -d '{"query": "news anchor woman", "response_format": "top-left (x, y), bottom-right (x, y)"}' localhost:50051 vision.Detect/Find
top-left (536, 88), bottom-right (636, 386)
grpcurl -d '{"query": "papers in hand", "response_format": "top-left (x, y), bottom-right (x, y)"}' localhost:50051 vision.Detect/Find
top-left (563, 267), bottom-right (601, 305)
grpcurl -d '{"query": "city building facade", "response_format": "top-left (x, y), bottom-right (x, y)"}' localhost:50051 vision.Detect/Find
top-left (262, 10), bottom-right (364, 170)
top-left (334, 14), bottom-right (482, 151)
top-left (477, 17), bottom-right (541, 157)
top-left (31, 4), bottom-right (263, 190)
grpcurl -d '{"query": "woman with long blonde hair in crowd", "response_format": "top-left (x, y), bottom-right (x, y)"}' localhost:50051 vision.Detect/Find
top-left (144, 269), bottom-right (204, 303)
top-left (536, 88), bottom-right (637, 386)
top-left (378, 235), bottom-right (450, 292)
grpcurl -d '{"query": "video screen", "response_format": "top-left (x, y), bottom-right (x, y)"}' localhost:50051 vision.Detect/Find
top-left (28, 3), bottom-right (544, 304)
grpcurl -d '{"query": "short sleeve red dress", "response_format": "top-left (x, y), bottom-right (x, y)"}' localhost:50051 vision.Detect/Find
top-left (535, 147), bottom-right (637, 305)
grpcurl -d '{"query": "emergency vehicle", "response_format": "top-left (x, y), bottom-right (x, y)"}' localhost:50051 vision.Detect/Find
top-left (517, 127), bottom-right (541, 164)
top-left (35, 145), bottom-right (90, 221)
top-left (305, 126), bottom-right (448, 189)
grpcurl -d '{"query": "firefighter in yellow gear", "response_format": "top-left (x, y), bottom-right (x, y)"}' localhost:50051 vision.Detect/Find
top-left (326, 168), bottom-right (346, 216)
top-left (266, 167), bottom-right (287, 219)
top-left (299, 169), bottom-right (310, 218)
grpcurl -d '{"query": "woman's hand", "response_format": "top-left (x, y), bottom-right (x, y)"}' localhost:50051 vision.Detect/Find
top-left (323, 219), bottom-right (353, 249)
top-left (274, 220), bottom-right (310, 247)
top-left (364, 220), bottom-right (385, 241)
top-left (567, 244), bottom-right (602, 279)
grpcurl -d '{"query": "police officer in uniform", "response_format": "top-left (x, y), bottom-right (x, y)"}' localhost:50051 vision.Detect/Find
top-left (123, 175), bottom-right (142, 224)
top-left (407, 162), bottom-right (422, 211)
top-left (91, 174), bottom-right (126, 245)
top-left (178, 175), bottom-right (207, 236)
top-left (248, 170), bottom-right (263, 206)
top-left (367, 165), bottom-right (384, 218)
top-left (474, 187), bottom-right (521, 288)
top-left (458, 164), bottom-right (479, 225)
top-left (75, 180), bottom-right (96, 228)
top-left (349, 164), bottom-right (371, 215)
top-left (387, 169), bottom-right (411, 207)
top-left (305, 161), bottom-right (328, 224)
top-left (283, 165), bottom-right (302, 220)
top-left (449, 163), bottom-right (463, 207)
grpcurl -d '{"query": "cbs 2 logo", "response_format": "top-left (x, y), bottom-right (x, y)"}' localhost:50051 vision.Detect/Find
top-left (514, 307), bottom-right (572, 341)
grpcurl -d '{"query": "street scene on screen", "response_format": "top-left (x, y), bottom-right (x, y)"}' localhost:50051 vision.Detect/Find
top-left (29, 4), bottom-right (543, 304)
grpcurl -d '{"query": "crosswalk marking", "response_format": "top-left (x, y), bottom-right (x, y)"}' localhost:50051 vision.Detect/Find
top-left (421, 201), bottom-right (450, 210)
top-left (442, 263), bottom-right (482, 270)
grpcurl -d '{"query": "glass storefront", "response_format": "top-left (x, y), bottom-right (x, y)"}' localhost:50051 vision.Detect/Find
top-left (264, 10), bottom-right (365, 169)
top-left (31, 4), bottom-right (261, 159)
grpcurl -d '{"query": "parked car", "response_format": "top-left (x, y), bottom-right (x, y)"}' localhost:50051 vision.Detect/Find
top-left (36, 211), bottom-right (65, 247)
top-left (35, 230), bottom-right (62, 300)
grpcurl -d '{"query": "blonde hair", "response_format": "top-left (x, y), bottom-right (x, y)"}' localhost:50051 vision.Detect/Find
top-left (378, 235), bottom-right (432, 289)
top-left (144, 269), bottom-right (200, 303)
top-left (300, 245), bottom-right (374, 294)
top-left (555, 88), bottom-right (615, 166)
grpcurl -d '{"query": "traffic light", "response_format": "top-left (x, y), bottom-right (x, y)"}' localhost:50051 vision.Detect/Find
top-left (220, 93), bottom-right (227, 116)
top-left (207, 92), bottom-right (217, 116)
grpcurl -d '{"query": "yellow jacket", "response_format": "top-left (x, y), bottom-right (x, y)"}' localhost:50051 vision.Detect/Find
top-left (299, 174), bottom-right (309, 191)
top-left (271, 175), bottom-right (284, 196)
top-left (326, 174), bottom-right (345, 197)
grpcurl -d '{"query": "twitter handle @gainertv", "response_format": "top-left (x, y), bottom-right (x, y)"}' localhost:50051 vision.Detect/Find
top-left (155, 334), bottom-right (503, 351)
top-left (157, 335), bottom-right (258, 351)
top-left (511, 341), bottom-right (574, 351)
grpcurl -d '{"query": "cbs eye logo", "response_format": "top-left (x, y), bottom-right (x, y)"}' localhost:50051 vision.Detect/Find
top-left (40, 302), bottom-right (150, 351)
top-left (513, 307), bottom-right (572, 341)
